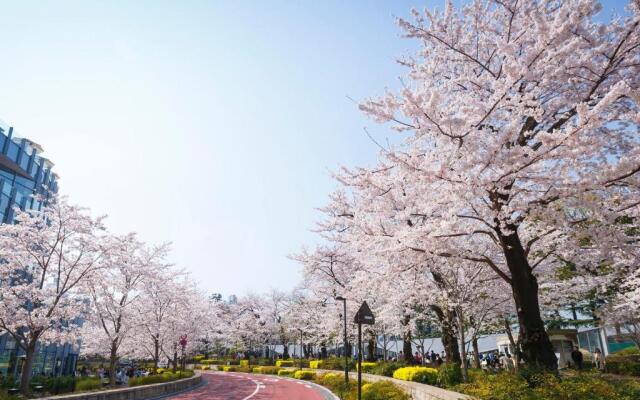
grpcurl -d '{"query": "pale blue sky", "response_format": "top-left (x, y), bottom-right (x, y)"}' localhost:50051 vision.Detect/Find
top-left (0, 0), bottom-right (628, 297)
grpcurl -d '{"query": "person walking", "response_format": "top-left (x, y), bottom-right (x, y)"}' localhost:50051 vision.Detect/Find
top-left (594, 348), bottom-right (606, 371)
top-left (571, 347), bottom-right (584, 370)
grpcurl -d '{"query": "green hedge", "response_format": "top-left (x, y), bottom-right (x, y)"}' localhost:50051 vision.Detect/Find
top-left (200, 359), bottom-right (222, 365)
top-left (129, 370), bottom-right (194, 387)
top-left (75, 377), bottom-right (102, 392)
top-left (355, 362), bottom-right (377, 373)
top-left (321, 357), bottom-right (356, 371)
top-left (605, 354), bottom-right (640, 377)
top-left (455, 370), bottom-right (640, 400)
top-left (30, 376), bottom-right (76, 395)
top-left (370, 361), bottom-right (407, 377)
top-left (438, 363), bottom-right (463, 386)
top-left (321, 372), bottom-right (409, 400)
top-left (252, 366), bottom-right (280, 374)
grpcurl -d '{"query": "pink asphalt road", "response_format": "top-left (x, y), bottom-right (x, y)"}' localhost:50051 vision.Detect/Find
top-left (167, 372), bottom-right (337, 400)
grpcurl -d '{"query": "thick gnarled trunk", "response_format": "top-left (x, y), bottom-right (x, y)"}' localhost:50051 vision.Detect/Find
top-left (472, 337), bottom-right (481, 369)
top-left (431, 305), bottom-right (461, 364)
top-left (109, 341), bottom-right (118, 386)
top-left (501, 230), bottom-right (557, 371)
top-left (19, 340), bottom-right (37, 395)
top-left (402, 331), bottom-right (413, 362)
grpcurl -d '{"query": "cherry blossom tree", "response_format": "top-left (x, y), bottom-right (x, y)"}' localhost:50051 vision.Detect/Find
top-left (343, 0), bottom-right (640, 370)
top-left (135, 266), bottom-right (186, 371)
top-left (0, 196), bottom-right (109, 393)
top-left (82, 235), bottom-right (168, 385)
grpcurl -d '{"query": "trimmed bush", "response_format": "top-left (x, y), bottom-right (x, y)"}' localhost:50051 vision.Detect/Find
top-left (371, 361), bottom-right (406, 377)
top-left (75, 377), bottom-right (102, 392)
top-left (356, 362), bottom-right (377, 373)
top-left (240, 360), bottom-right (249, 367)
top-left (309, 360), bottom-right (324, 369)
top-left (320, 373), bottom-right (408, 400)
top-left (277, 369), bottom-right (297, 376)
top-left (322, 357), bottom-right (355, 371)
top-left (615, 347), bottom-right (640, 356)
top-left (30, 375), bottom-right (76, 395)
top-left (455, 371), bottom-right (640, 400)
top-left (605, 353), bottom-right (640, 377)
top-left (252, 366), bottom-right (280, 374)
top-left (438, 363), bottom-right (463, 386)
top-left (200, 365), bottom-right (210, 370)
top-left (129, 370), bottom-right (194, 387)
top-left (200, 359), bottom-right (222, 365)
top-left (392, 366), bottom-right (438, 385)
top-left (293, 370), bottom-right (316, 380)
top-left (362, 381), bottom-right (410, 400)
top-left (276, 360), bottom-right (294, 367)
top-left (222, 366), bottom-right (237, 372)
top-left (193, 355), bottom-right (205, 361)
top-left (321, 372), bottom-right (340, 381)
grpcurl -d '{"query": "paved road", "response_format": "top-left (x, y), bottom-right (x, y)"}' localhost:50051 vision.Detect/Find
top-left (168, 372), bottom-right (336, 400)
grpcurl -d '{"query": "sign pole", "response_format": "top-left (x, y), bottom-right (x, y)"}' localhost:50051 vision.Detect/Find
top-left (357, 322), bottom-right (362, 400)
top-left (353, 300), bottom-right (375, 400)
top-left (343, 300), bottom-right (348, 384)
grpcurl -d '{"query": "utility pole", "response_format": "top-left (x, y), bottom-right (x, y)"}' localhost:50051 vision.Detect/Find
top-left (336, 296), bottom-right (349, 384)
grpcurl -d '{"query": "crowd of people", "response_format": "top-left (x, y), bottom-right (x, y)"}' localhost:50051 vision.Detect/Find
top-left (77, 365), bottom-right (149, 384)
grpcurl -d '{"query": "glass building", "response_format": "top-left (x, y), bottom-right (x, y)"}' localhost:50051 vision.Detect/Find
top-left (0, 119), bottom-right (79, 378)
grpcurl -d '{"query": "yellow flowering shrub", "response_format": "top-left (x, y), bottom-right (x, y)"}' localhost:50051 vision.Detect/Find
top-left (276, 360), bottom-right (294, 367)
top-left (356, 362), bottom-right (377, 373)
top-left (277, 369), bottom-right (297, 376)
top-left (222, 366), bottom-right (237, 372)
top-left (240, 360), bottom-right (249, 367)
top-left (309, 360), bottom-right (324, 369)
top-left (392, 366), bottom-right (438, 385)
top-left (294, 370), bottom-right (316, 380)
top-left (454, 370), bottom-right (640, 400)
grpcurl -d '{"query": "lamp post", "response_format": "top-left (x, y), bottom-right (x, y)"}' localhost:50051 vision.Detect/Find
top-left (335, 296), bottom-right (348, 384)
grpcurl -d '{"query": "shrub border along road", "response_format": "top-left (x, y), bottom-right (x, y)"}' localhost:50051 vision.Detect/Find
top-left (39, 373), bottom-right (202, 400)
top-left (315, 369), bottom-right (472, 400)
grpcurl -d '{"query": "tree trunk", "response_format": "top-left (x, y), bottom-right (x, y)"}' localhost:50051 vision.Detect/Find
top-left (172, 343), bottom-right (178, 373)
top-left (403, 331), bottom-right (413, 363)
top-left (501, 230), bottom-right (557, 371)
top-left (19, 340), bottom-right (37, 395)
top-left (383, 334), bottom-right (388, 361)
top-left (320, 343), bottom-right (327, 359)
top-left (367, 335), bottom-right (375, 361)
top-left (153, 337), bottom-right (160, 373)
top-left (431, 305), bottom-right (461, 364)
top-left (472, 336), bottom-right (481, 369)
top-left (109, 341), bottom-right (118, 386)
top-left (457, 309), bottom-right (469, 383)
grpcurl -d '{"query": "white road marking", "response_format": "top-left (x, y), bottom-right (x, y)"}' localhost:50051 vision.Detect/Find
top-left (240, 378), bottom-right (261, 400)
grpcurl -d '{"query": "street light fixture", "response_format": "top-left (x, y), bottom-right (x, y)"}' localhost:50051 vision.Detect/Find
top-left (335, 296), bottom-right (348, 384)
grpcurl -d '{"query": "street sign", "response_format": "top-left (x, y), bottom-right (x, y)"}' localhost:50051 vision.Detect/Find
top-left (354, 301), bottom-right (375, 400)
top-left (354, 301), bottom-right (375, 325)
